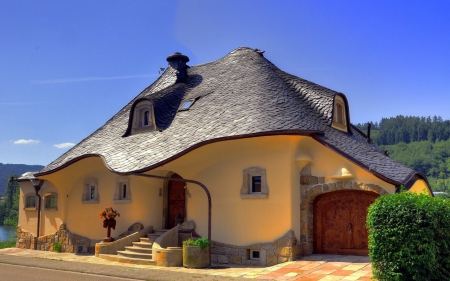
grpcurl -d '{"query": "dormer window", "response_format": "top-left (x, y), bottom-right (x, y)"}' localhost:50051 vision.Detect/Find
top-left (332, 95), bottom-right (349, 132)
top-left (132, 100), bottom-right (155, 134)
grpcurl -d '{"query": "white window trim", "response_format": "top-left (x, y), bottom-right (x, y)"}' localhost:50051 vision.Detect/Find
top-left (114, 176), bottom-right (131, 204)
top-left (82, 178), bottom-right (99, 203)
top-left (43, 192), bottom-right (58, 210)
top-left (24, 193), bottom-right (37, 210)
top-left (240, 167), bottom-right (269, 199)
top-left (132, 101), bottom-right (156, 134)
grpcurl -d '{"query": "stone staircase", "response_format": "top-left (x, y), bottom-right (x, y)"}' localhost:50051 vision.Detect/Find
top-left (99, 229), bottom-right (169, 265)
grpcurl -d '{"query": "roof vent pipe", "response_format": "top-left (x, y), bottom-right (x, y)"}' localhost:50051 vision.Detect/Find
top-left (367, 122), bottom-right (371, 143)
top-left (166, 52), bottom-right (189, 82)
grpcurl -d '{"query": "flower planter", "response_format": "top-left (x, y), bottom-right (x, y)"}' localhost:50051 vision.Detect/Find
top-left (99, 207), bottom-right (120, 242)
top-left (183, 245), bottom-right (210, 268)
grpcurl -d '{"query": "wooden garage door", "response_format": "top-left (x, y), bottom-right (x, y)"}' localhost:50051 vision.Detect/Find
top-left (314, 190), bottom-right (379, 255)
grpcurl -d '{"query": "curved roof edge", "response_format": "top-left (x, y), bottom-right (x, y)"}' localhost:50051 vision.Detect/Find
top-left (35, 130), bottom-right (323, 177)
top-left (403, 172), bottom-right (434, 196)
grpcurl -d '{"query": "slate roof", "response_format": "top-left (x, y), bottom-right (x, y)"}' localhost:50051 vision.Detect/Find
top-left (36, 47), bottom-right (418, 186)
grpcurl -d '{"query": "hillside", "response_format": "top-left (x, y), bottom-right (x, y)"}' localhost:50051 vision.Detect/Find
top-left (356, 116), bottom-right (450, 192)
top-left (0, 163), bottom-right (44, 195)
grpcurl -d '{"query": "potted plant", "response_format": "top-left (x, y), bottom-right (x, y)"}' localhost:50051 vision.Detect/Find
top-left (182, 237), bottom-right (211, 268)
top-left (99, 207), bottom-right (120, 242)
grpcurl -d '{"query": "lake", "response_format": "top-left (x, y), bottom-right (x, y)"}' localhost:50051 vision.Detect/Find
top-left (0, 225), bottom-right (16, 241)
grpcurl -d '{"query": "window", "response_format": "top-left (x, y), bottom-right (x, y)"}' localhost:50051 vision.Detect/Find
top-left (131, 100), bottom-right (155, 134)
top-left (332, 95), bottom-right (348, 132)
top-left (250, 250), bottom-right (260, 260)
top-left (114, 176), bottom-right (131, 203)
top-left (24, 193), bottom-right (37, 210)
top-left (246, 249), bottom-right (261, 261)
top-left (240, 167), bottom-right (269, 198)
top-left (251, 176), bottom-right (262, 193)
top-left (44, 192), bottom-right (57, 210)
top-left (143, 110), bottom-right (150, 126)
top-left (179, 100), bottom-right (194, 111)
top-left (82, 178), bottom-right (99, 203)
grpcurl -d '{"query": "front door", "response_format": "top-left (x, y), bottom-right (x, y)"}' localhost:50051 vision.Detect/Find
top-left (314, 190), bottom-right (379, 255)
top-left (167, 174), bottom-right (185, 229)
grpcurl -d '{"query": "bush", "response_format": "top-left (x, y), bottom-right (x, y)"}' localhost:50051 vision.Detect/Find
top-left (367, 192), bottom-right (450, 280)
top-left (53, 241), bottom-right (62, 252)
top-left (182, 237), bottom-right (211, 249)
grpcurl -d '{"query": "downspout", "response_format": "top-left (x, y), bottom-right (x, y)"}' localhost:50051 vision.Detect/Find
top-left (130, 172), bottom-right (211, 242)
top-left (30, 179), bottom-right (44, 250)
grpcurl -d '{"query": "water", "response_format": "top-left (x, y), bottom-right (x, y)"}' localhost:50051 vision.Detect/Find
top-left (0, 225), bottom-right (16, 241)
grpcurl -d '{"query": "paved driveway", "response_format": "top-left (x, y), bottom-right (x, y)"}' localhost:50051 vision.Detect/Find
top-left (0, 248), bottom-right (372, 280)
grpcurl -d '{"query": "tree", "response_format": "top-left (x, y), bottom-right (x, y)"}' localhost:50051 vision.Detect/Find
top-left (0, 175), bottom-right (20, 226)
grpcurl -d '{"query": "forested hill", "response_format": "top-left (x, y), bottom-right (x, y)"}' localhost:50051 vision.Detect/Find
top-left (355, 115), bottom-right (450, 145)
top-left (355, 116), bottom-right (450, 192)
top-left (0, 163), bottom-right (44, 195)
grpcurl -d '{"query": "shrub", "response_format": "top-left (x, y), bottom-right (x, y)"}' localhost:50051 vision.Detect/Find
top-left (367, 191), bottom-right (450, 280)
top-left (182, 237), bottom-right (211, 249)
top-left (53, 241), bottom-right (62, 252)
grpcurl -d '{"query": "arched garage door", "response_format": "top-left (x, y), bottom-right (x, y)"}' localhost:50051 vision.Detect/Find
top-left (314, 190), bottom-right (379, 255)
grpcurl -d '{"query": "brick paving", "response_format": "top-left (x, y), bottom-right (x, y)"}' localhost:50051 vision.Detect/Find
top-left (0, 248), bottom-right (373, 280)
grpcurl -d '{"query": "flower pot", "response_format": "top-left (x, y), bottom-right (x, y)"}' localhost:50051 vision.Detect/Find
top-left (183, 245), bottom-right (210, 268)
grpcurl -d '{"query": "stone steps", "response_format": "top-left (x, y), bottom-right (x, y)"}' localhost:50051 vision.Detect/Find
top-left (99, 254), bottom-right (157, 265)
top-left (124, 245), bottom-right (153, 254)
top-left (114, 229), bottom-right (168, 261)
top-left (117, 250), bottom-right (153, 259)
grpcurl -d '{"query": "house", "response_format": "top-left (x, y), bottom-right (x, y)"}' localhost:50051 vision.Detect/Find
top-left (15, 47), bottom-right (432, 266)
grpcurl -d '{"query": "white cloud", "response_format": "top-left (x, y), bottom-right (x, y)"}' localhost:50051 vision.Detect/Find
top-left (31, 74), bottom-right (157, 84)
top-left (13, 139), bottom-right (40, 145)
top-left (53, 142), bottom-right (75, 149)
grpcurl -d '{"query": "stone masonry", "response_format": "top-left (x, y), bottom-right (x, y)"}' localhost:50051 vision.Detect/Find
top-left (16, 223), bottom-right (100, 254)
top-left (211, 230), bottom-right (301, 266)
top-left (299, 166), bottom-right (389, 255)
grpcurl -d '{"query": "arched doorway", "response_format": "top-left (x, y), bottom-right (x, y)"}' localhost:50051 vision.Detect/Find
top-left (314, 190), bottom-right (379, 255)
top-left (166, 173), bottom-right (186, 229)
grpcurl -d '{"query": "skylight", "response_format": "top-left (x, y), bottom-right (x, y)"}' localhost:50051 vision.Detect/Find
top-left (179, 100), bottom-right (194, 111)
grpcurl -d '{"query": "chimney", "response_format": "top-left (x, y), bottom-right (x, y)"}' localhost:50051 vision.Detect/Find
top-left (166, 52), bottom-right (189, 82)
top-left (367, 122), bottom-right (371, 143)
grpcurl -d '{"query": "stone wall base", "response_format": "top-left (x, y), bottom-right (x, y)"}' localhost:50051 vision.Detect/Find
top-left (16, 224), bottom-right (100, 254)
top-left (211, 230), bottom-right (301, 266)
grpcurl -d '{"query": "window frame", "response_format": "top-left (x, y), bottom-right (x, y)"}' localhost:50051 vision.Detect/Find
top-left (24, 193), bottom-right (37, 210)
top-left (82, 178), bottom-right (99, 204)
top-left (114, 176), bottom-right (131, 203)
top-left (178, 100), bottom-right (195, 111)
top-left (250, 250), bottom-right (260, 260)
top-left (240, 167), bottom-right (269, 199)
top-left (132, 101), bottom-right (155, 133)
top-left (332, 95), bottom-right (348, 132)
top-left (43, 192), bottom-right (58, 210)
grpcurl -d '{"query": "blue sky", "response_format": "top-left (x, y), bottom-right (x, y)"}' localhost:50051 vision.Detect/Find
top-left (1, 1), bottom-right (449, 166)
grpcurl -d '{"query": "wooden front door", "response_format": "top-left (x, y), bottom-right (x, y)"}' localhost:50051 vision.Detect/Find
top-left (167, 174), bottom-right (185, 229)
top-left (314, 190), bottom-right (379, 255)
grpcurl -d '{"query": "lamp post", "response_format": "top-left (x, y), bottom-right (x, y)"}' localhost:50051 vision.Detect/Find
top-left (30, 178), bottom-right (44, 250)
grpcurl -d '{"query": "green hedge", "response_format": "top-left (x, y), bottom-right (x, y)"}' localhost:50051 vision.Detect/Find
top-left (367, 192), bottom-right (450, 280)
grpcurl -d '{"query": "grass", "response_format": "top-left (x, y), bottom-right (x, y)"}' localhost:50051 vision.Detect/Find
top-left (0, 240), bottom-right (15, 249)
